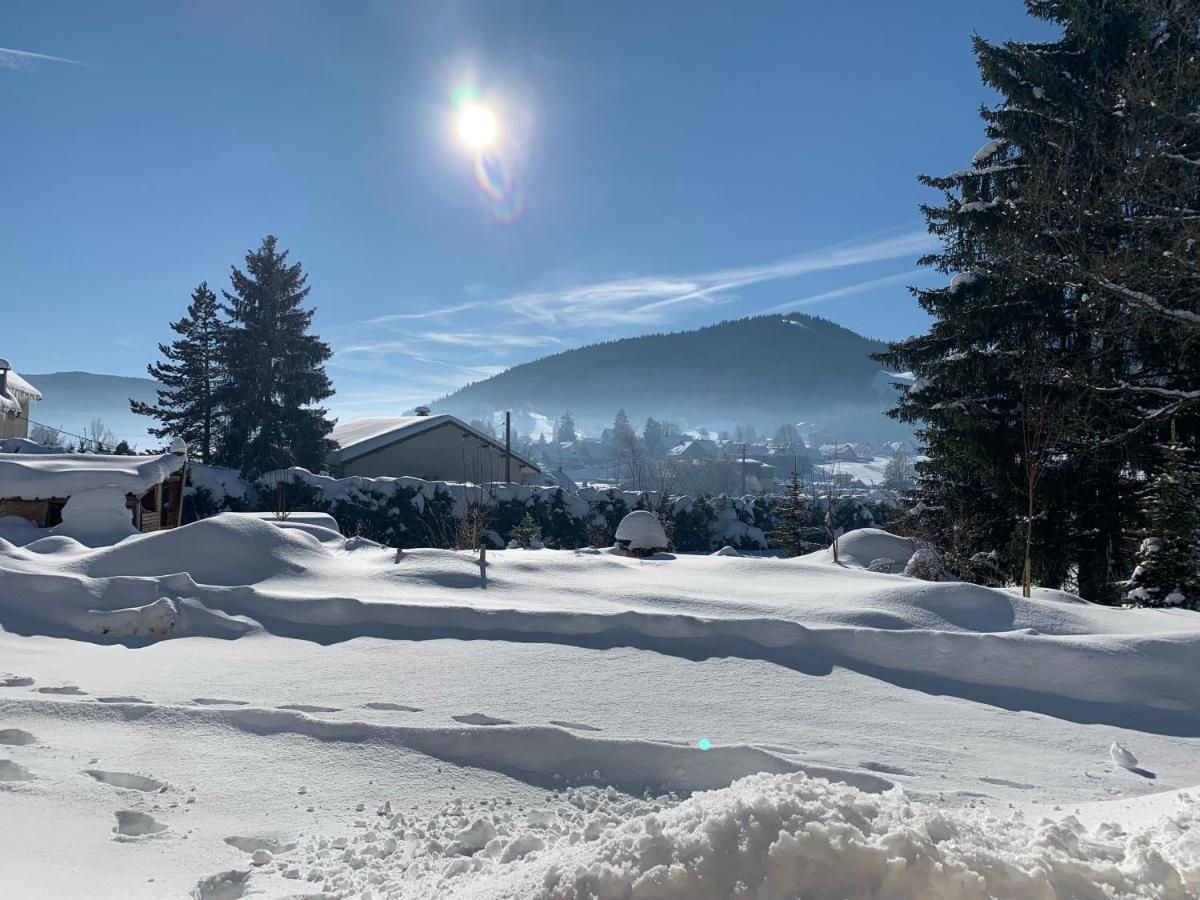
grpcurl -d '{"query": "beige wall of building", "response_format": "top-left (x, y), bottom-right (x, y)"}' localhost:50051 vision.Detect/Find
top-left (340, 421), bottom-right (538, 483)
top-left (0, 398), bottom-right (31, 440)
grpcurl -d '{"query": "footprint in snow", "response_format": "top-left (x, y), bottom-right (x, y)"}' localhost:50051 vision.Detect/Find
top-left (1, 675), bottom-right (34, 687)
top-left (96, 696), bottom-right (150, 704)
top-left (364, 702), bottom-right (422, 712)
top-left (192, 698), bottom-right (249, 706)
top-left (85, 770), bottom-right (167, 792)
top-left (0, 729), bottom-right (37, 746)
top-left (0, 759), bottom-right (36, 781)
top-left (549, 720), bottom-right (602, 732)
top-left (276, 704), bottom-right (341, 713)
top-left (452, 713), bottom-right (513, 726)
top-left (36, 685), bottom-right (87, 696)
top-left (113, 809), bottom-right (169, 838)
top-left (192, 869), bottom-right (250, 900)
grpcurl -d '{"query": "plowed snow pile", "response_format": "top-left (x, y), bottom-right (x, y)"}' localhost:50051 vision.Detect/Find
top-left (275, 774), bottom-right (1199, 900)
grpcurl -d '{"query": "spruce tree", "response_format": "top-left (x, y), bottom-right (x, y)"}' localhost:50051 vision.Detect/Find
top-left (218, 236), bottom-right (335, 477)
top-left (556, 411), bottom-right (577, 443)
top-left (879, 0), bottom-right (1198, 601)
top-left (130, 282), bottom-right (224, 463)
top-left (768, 471), bottom-right (822, 557)
top-left (1126, 439), bottom-right (1200, 609)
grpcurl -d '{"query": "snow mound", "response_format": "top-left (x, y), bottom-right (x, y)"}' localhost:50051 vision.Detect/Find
top-left (266, 773), bottom-right (1200, 900)
top-left (807, 528), bottom-right (915, 569)
top-left (85, 513), bottom-right (337, 585)
top-left (614, 510), bottom-right (669, 553)
top-left (53, 486), bottom-right (139, 547)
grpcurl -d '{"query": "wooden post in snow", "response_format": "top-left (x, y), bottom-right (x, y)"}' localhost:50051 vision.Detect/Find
top-left (505, 411), bottom-right (512, 483)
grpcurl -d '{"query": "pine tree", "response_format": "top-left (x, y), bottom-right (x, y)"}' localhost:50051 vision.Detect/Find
top-left (131, 282), bottom-right (223, 463)
top-left (218, 236), bottom-right (335, 477)
top-left (877, 0), bottom-right (1199, 601)
top-left (642, 417), bottom-right (666, 457)
top-left (768, 471), bottom-right (822, 557)
top-left (613, 408), bottom-right (631, 436)
top-left (509, 513), bottom-right (544, 549)
top-left (1126, 439), bottom-right (1200, 609)
top-left (556, 411), bottom-right (577, 443)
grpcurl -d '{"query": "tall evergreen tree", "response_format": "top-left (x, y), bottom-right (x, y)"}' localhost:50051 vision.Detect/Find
top-left (556, 411), bottom-right (577, 443)
top-left (130, 282), bottom-right (223, 463)
top-left (218, 236), bottom-right (335, 477)
top-left (879, 0), bottom-right (1199, 601)
top-left (642, 417), bottom-right (666, 458)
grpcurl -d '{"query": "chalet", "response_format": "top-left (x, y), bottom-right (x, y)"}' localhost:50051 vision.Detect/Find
top-left (330, 410), bottom-right (540, 483)
top-left (0, 360), bottom-right (42, 441)
top-left (668, 439), bottom-right (717, 462)
top-left (0, 443), bottom-right (188, 532)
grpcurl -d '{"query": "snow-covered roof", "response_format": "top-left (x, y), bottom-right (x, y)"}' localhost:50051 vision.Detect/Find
top-left (330, 415), bottom-right (540, 471)
top-left (5, 370), bottom-right (41, 401)
top-left (0, 452), bottom-right (185, 500)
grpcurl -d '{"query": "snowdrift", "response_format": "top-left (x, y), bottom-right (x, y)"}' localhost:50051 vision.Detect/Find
top-left (1, 515), bottom-right (1198, 735)
top-left (185, 772), bottom-right (1199, 899)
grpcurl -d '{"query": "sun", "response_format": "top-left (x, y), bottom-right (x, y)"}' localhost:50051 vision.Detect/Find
top-left (458, 104), bottom-right (498, 150)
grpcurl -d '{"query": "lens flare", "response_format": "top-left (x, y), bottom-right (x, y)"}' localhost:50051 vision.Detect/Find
top-left (697, 738), bottom-right (712, 751)
top-left (473, 148), bottom-right (524, 221)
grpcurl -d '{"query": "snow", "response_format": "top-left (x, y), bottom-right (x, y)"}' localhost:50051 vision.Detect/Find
top-left (0, 438), bottom-right (63, 455)
top-left (949, 270), bottom-right (981, 293)
top-left (614, 510), bottom-right (669, 552)
top-left (53, 486), bottom-right (140, 547)
top-left (973, 139), bottom-right (1003, 164)
top-left (237, 511), bottom-right (342, 534)
top-left (0, 452), bottom-right (184, 500)
top-left (1, 515), bottom-right (1198, 896)
top-left (1111, 742), bottom-right (1140, 771)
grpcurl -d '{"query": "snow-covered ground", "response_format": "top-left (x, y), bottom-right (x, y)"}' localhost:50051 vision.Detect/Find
top-left (1, 517), bottom-right (1197, 897)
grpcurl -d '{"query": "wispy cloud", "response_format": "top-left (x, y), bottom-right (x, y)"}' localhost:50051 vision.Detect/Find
top-left (361, 302), bottom-right (482, 325)
top-left (499, 229), bottom-right (936, 327)
top-left (757, 269), bottom-right (924, 315)
top-left (417, 331), bottom-right (560, 349)
top-left (0, 47), bottom-right (86, 71)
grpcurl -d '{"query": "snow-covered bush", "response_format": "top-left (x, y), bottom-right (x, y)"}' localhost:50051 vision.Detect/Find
top-left (867, 557), bottom-right (898, 573)
top-left (903, 547), bottom-right (945, 581)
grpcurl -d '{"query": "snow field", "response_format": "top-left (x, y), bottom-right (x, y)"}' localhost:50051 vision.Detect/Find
top-left (1, 513), bottom-right (1198, 896)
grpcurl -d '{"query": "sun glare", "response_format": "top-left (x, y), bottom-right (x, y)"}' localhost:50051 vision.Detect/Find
top-left (458, 104), bottom-right (497, 150)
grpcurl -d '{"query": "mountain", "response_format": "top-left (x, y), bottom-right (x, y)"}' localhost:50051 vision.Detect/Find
top-left (22, 372), bottom-right (162, 449)
top-left (432, 314), bottom-right (914, 441)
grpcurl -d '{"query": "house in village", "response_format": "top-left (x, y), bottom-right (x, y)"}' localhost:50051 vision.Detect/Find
top-left (0, 360), bottom-right (42, 441)
top-left (330, 409), bottom-right (540, 483)
top-left (0, 444), bottom-right (188, 532)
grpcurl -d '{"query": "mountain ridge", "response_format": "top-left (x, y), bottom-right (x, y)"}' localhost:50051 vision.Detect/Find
top-left (431, 313), bottom-right (910, 440)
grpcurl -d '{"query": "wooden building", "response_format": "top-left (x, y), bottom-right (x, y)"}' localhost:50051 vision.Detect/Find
top-left (0, 448), bottom-right (188, 532)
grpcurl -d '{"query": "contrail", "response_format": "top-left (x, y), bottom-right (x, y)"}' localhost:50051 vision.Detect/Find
top-left (0, 47), bottom-right (86, 71)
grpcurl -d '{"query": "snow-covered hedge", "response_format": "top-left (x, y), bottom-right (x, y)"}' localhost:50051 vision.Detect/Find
top-left (184, 465), bottom-right (782, 552)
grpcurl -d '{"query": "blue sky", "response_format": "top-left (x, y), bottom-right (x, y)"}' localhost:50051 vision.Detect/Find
top-left (1, 2), bottom-right (1055, 417)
